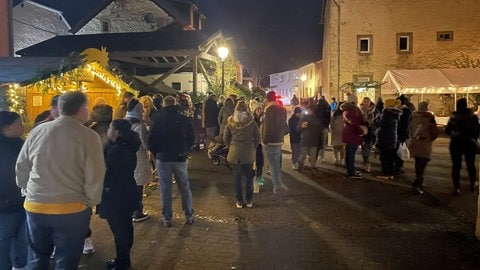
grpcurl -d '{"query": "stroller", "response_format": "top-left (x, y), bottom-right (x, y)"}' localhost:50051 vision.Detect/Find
top-left (207, 135), bottom-right (231, 170)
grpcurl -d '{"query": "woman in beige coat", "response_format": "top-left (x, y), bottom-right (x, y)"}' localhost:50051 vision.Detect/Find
top-left (223, 101), bottom-right (260, 208)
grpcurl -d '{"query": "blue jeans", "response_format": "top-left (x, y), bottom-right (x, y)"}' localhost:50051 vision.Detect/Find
top-left (264, 145), bottom-right (282, 193)
top-left (0, 211), bottom-right (27, 269)
top-left (26, 208), bottom-right (91, 270)
top-left (345, 144), bottom-right (359, 176)
top-left (156, 160), bottom-right (194, 221)
top-left (231, 163), bottom-right (255, 203)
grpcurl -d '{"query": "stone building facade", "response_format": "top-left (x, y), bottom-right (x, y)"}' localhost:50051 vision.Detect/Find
top-left (322, 0), bottom-right (480, 111)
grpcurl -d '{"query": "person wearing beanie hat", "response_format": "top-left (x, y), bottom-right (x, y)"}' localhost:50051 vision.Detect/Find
top-left (125, 99), bottom-right (151, 222)
top-left (261, 91), bottom-right (288, 194)
top-left (445, 97), bottom-right (480, 195)
top-left (408, 101), bottom-right (438, 194)
top-left (346, 93), bottom-right (358, 105)
top-left (375, 100), bottom-right (402, 180)
top-left (394, 95), bottom-right (413, 174)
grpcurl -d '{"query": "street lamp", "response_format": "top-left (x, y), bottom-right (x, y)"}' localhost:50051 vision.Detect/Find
top-left (217, 46), bottom-right (229, 96)
top-left (300, 74), bottom-right (307, 98)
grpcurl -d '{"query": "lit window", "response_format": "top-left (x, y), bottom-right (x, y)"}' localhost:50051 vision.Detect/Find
top-left (357, 35), bottom-right (372, 54)
top-left (397, 32), bottom-right (413, 53)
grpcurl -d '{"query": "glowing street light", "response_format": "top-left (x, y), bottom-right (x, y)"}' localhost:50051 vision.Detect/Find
top-left (217, 46), bottom-right (229, 96)
top-left (300, 74), bottom-right (307, 97)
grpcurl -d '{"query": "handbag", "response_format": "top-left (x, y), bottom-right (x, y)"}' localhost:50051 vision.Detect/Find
top-left (472, 138), bottom-right (480, 155)
top-left (397, 142), bottom-right (410, 161)
top-left (359, 125), bottom-right (368, 136)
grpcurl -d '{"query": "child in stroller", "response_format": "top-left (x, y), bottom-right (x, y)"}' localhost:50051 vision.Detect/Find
top-left (207, 135), bottom-right (230, 169)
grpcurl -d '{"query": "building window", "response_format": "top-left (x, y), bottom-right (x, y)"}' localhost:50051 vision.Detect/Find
top-left (172, 82), bottom-right (181, 90)
top-left (102, 21), bottom-right (110, 32)
top-left (397, 32), bottom-right (413, 53)
top-left (437, 31), bottom-right (453, 41)
top-left (357, 35), bottom-right (372, 54)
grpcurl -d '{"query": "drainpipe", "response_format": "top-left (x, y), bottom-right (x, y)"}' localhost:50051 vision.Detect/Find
top-left (332, 0), bottom-right (341, 100)
top-left (0, 0), bottom-right (13, 56)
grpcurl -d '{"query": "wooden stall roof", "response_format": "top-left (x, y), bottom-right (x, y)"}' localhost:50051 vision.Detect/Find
top-left (0, 57), bottom-right (73, 85)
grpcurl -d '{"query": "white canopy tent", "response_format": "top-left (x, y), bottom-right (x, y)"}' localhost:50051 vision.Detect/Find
top-left (381, 68), bottom-right (480, 96)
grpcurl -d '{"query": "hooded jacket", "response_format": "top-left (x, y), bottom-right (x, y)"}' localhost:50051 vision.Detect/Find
top-left (97, 134), bottom-right (140, 218)
top-left (408, 112), bottom-right (438, 159)
top-left (223, 111), bottom-right (260, 164)
top-left (375, 106), bottom-right (402, 149)
top-left (0, 134), bottom-right (24, 213)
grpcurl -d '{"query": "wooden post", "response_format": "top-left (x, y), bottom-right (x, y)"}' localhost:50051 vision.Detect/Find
top-left (192, 56), bottom-right (198, 96)
top-left (0, 0), bottom-right (13, 56)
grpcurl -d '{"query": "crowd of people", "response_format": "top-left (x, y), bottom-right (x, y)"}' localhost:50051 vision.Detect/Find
top-left (3, 87), bottom-right (480, 269)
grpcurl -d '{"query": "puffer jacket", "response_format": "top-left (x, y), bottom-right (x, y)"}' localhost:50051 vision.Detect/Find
top-left (375, 107), bottom-right (402, 149)
top-left (341, 102), bottom-right (364, 146)
top-left (224, 111), bottom-right (260, 164)
top-left (408, 112), bottom-right (438, 159)
top-left (0, 134), bottom-right (24, 213)
top-left (97, 135), bottom-right (140, 219)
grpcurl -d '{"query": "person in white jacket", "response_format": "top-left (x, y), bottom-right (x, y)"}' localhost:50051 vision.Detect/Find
top-left (16, 91), bottom-right (106, 269)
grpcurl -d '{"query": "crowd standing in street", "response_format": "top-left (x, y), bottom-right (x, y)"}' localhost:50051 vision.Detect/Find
top-left (0, 111), bottom-right (27, 270)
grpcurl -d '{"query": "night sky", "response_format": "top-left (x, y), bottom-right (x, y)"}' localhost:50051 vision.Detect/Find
top-left (198, 0), bottom-right (324, 74)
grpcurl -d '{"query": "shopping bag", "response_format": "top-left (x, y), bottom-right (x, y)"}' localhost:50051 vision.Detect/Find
top-left (397, 142), bottom-right (410, 161)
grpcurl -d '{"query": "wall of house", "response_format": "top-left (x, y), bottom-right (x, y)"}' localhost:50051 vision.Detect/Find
top-left (13, 1), bottom-right (70, 54)
top-left (161, 72), bottom-right (209, 94)
top-left (269, 62), bottom-right (322, 102)
top-left (77, 0), bottom-right (173, 34)
top-left (323, 0), bottom-right (480, 104)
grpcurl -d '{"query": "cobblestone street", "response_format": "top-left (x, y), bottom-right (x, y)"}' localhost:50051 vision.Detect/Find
top-left (78, 145), bottom-right (480, 270)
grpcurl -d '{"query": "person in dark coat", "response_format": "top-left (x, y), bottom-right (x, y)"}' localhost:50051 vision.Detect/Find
top-left (148, 96), bottom-right (195, 227)
top-left (315, 96), bottom-right (331, 162)
top-left (375, 99), bottom-right (402, 180)
top-left (97, 119), bottom-right (140, 270)
top-left (445, 98), bottom-right (480, 195)
top-left (298, 105), bottom-right (322, 172)
top-left (202, 94), bottom-right (220, 148)
top-left (288, 107), bottom-right (302, 169)
top-left (0, 111), bottom-right (27, 270)
top-left (394, 95), bottom-right (413, 173)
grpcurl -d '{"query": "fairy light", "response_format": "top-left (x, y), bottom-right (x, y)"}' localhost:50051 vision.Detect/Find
top-left (7, 83), bottom-right (25, 115)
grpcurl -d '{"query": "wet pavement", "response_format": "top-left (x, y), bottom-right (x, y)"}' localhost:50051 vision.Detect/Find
top-left (76, 137), bottom-right (480, 270)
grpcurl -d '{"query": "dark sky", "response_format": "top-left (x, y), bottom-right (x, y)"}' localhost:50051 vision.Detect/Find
top-left (198, 0), bottom-right (324, 74)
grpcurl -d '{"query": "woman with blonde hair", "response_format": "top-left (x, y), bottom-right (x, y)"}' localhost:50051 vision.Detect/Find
top-left (223, 100), bottom-right (260, 208)
top-left (139, 95), bottom-right (157, 127)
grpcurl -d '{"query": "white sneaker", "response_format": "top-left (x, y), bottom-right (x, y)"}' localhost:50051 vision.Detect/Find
top-left (83, 237), bottom-right (95, 255)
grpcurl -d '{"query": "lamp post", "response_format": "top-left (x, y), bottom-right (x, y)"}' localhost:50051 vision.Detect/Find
top-left (301, 74), bottom-right (307, 98)
top-left (217, 46), bottom-right (229, 96)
